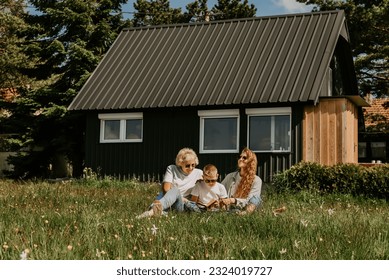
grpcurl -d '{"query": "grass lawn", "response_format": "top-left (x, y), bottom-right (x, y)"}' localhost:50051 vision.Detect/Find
top-left (0, 178), bottom-right (388, 260)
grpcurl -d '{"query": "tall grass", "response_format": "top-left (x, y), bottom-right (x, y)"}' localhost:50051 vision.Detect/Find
top-left (0, 179), bottom-right (388, 260)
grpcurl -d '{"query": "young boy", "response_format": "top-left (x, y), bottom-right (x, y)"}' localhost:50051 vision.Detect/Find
top-left (185, 164), bottom-right (228, 212)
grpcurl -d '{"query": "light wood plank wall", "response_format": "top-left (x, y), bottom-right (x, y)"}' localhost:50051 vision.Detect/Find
top-left (302, 98), bottom-right (358, 165)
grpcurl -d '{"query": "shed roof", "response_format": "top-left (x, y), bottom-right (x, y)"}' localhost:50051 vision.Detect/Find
top-left (69, 10), bottom-right (352, 111)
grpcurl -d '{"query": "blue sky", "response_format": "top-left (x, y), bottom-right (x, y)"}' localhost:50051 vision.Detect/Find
top-left (122, 0), bottom-right (316, 18)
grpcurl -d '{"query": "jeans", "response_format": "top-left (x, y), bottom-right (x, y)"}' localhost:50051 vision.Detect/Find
top-left (229, 195), bottom-right (262, 213)
top-left (153, 187), bottom-right (185, 212)
top-left (184, 201), bottom-right (203, 213)
top-left (248, 195), bottom-right (262, 207)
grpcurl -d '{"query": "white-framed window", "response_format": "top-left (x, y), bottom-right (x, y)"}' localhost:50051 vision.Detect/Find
top-left (98, 113), bottom-right (143, 143)
top-left (198, 109), bottom-right (239, 153)
top-left (246, 107), bottom-right (291, 152)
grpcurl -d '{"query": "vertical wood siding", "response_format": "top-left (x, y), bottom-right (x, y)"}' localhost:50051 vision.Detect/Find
top-left (302, 98), bottom-right (358, 165)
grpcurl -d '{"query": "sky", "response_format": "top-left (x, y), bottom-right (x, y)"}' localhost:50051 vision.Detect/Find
top-left (122, 0), bottom-right (316, 18)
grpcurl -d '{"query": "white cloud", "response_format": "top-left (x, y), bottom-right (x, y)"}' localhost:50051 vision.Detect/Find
top-left (272, 0), bottom-right (313, 13)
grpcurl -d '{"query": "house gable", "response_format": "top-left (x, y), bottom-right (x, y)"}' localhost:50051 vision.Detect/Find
top-left (69, 10), bottom-right (353, 111)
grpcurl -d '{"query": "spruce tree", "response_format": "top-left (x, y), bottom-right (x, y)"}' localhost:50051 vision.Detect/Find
top-left (3, 0), bottom-right (130, 178)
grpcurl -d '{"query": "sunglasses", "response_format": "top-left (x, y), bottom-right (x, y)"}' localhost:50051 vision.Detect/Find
top-left (205, 179), bottom-right (217, 183)
top-left (185, 163), bottom-right (196, 168)
top-left (239, 156), bottom-right (247, 160)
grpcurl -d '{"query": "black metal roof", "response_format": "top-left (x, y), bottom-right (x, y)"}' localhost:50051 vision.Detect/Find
top-left (69, 10), bottom-right (352, 111)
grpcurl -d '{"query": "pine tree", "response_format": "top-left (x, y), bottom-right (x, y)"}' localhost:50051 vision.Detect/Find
top-left (0, 0), bottom-right (35, 90)
top-left (3, 0), bottom-right (130, 178)
top-left (185, 0), bottom-right (209, 22)
top-left (212, 0), bottom-right (257, 20)
top-left (133, 0), bottom-right (187, 26)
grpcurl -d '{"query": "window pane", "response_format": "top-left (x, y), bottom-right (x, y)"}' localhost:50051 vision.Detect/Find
top-left (358, 142), bottom-right (367, 158)
top-left (203, 118), bottom-right (237, 150)
top-left (104, 120), bottom-right (120, 140)
top-left (249, 116), bottom-right (271, 151)
top-left (274, 115), bottom-right (290, 151)
top-left (126, 119), bottom-right (142, 140)
top-left (371, 142), bottom-right (386, 159)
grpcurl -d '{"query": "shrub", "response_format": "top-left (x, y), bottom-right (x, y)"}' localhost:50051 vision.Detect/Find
top-left (273, 162), bottom-right (389, 199)
top-left (272, 161), bottom-right (329, 193)
top-left (361, 164), bottom-right (389, 199)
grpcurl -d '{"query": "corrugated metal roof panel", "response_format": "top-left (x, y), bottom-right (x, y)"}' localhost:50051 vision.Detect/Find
top-left (68, 10), bottom-right (349, 111)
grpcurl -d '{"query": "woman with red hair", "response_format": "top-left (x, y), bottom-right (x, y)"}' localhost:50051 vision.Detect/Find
top-left (221, 148), bottom-right (262, 214)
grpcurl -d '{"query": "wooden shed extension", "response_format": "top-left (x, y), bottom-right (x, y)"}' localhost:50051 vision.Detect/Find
top-left (303, 98), bottom-right (359, 165)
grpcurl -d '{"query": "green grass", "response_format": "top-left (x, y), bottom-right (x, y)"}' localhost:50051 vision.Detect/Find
top-left (0, 179), bottom-right (388, 260)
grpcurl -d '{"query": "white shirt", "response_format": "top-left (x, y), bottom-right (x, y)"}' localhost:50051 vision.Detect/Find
top-left (163, 165), bottom-right (203, 197)
top-left (191, 181), bottom-right (228, 206)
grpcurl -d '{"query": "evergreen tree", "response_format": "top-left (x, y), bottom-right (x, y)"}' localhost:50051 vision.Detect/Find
top-left (185, 0), bottom-right (209, 22)
top-left (0, 0), bottom-right (38, 155)
top-left (3, 0), bottom-right (130, 178)
top-left (133, 0), bottom-right (187, 26)
top-left (0, 0), bottom-right (34, 91)
top-left (296, 0), bottom-right (389, 97)
top-left (212, 0), bottom-right (257, 20)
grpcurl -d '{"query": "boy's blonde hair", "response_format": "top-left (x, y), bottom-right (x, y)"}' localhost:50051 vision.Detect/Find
top-left (175, 148), bottom-right (199, 166)
top-left (203, 164), bottom-right (218, 178)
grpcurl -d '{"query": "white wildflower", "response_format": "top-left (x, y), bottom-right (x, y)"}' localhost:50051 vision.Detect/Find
top-left (202, 235), bottom-right (210, 243)
top-left (279, 248), bottom-right (287, 254)
top-left (327, 208), bottom-right (335, 216)
top-left (150, 224), bottom-right (158, 235)
top-left (20, 249), bottom-right (30, 260)
top-left (300, 219), bottom-right (308, 227)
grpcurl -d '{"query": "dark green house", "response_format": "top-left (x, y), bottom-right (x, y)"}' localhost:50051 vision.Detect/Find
top-left (69, 10), bottom-right (367, 181)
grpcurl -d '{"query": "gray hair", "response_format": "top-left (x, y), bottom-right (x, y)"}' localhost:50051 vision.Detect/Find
top-left (175, 148), bottom-right (199, 166)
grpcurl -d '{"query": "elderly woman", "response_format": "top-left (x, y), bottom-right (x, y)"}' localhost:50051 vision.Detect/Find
top-left (136, 147), bottom-right (203, 218)
top-left (221, 147), bottom-right (262, 215)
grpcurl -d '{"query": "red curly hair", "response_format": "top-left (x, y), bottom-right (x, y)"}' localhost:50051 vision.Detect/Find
top-left (234, 148), bottom-right (258, 199)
